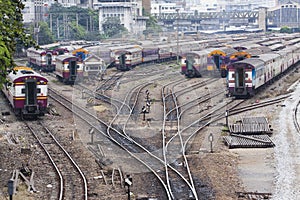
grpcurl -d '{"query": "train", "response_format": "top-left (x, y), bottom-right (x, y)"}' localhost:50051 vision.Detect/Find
top-left (2, 66), bottom-right (48, 118)
top-left (27, 47), bottom-right (56, 72)
top-left (27, 46), bottom-right (70, 72)
top-left (54, 55), bottom-right (84, 84)
top-left (227, 43), bottom-right (300, 98)
top-left (180, 34), bottom-right (300, 78)
top-left (113, 40), bottom-right (211, 71)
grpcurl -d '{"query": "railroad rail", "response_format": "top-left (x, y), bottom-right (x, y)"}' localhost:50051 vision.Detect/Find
top-left (294, 99), bottom-right (300, 134)
top-left (96, 71), bottom-right (124, 93)
top-left (25, 121), bottom-right (88, 200)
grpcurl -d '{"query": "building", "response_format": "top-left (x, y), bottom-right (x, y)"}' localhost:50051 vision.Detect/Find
top-left (151, 2), bottom-right (178, 15)
top-left (269, 1), bottom-right (300, 28)
top-left (96, 1), bottom-right (148, 34)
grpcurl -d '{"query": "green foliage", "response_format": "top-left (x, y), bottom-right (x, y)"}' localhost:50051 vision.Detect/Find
top-left (69, 22), bottom-right (86, 40)
top-left (48, 4), bottom-right (100, 41)
top-left (37, 22), bottom-right (55, 45)
top-left (280, 26), bottom-right (292, 33)
top-left (0, 0), bottom-right (36, 84)
top-left (0, 39), bottom-right (11, 84)
top-left (143, 10), bottom-right (162, 35)
top-left (102, 17), bottom-right (127, 38)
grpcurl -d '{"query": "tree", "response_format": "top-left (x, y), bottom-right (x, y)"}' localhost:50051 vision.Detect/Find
top-left (280, 26), bottom-right (292, 33)
top-left (36, 21), bottom-right (55, 45)
top-left (47, 4), bottom-right (100, 41)
top-left (0, 0), bottom-right (36, 84)
top-left (69, 22), bottom-right (86, 40)
top-left (102, 17), bottom-right (127, 38)
top-left (143, 10), bottom-right (162, 35)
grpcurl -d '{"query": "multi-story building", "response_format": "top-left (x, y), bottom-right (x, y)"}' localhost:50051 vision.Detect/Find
top-left (225, 0), bottom-right (278, 11)
top-left (151, 2), bottom-right (178, 15)
top-left (269, 1), bottom-right (300, 28)
top-left (22, 0), bottom-right (147, 34)
top-left (93, 0), bottom-right (149, 34)
top-left (96, 0), bottom-right (148, 34)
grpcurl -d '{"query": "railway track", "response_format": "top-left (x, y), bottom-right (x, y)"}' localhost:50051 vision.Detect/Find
top-left (48, 87), bottom-right (173, 198)
top-left (161, 80), bottom-right (198, 199)
top-left (96, 71), bottom-right (124, 92)
top-left (49, 72), bottom-right (288, 199)
top-left (293, 98), bottom-right (300, 134)
top-left (25, 120), bottom-right (88, 200)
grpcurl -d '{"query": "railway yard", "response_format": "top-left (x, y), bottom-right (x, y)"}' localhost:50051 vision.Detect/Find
top-left (0, 37), bottom-right (300, 199)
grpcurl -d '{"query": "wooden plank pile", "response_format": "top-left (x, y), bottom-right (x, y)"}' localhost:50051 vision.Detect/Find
top-left (223, 117), bottom-right (275, 148)
top-left (236, 191), bottom-right (272, 199)
top-left (228, 117), bottom-right (272, 135)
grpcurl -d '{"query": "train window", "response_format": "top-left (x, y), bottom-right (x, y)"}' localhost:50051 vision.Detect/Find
top-left (245, 73), bottom-right (249, 78)
top-left (37, 88), bottom-right (41, 93)
top-left (231, 73), bottom-right (234, 78)
top-left (21, 88), bottom-right (25, 94)
top-left (77, 65), bottom-right (80, 69)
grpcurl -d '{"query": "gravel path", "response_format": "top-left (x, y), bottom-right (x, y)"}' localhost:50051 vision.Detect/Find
top-left (272, 81), bottom-right (300, 199)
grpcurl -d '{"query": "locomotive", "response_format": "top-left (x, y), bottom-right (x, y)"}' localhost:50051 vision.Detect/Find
top-left (27, 47), bottom-right (56, 72)
top-left (2, 66), bottom-right (48, 118)
top-left (54, 55), bottom-right (84, 84)
top-left (227, 43), bottom-right (300, 97)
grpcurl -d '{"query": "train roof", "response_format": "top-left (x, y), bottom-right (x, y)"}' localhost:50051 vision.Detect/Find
top-left (7, 68), bottom-right (48, 83)
top-left (228, 58), bottom-right (265, 69)
top-left (283, 37), bottom-right (300, 45)
top-left (181, 48), bottom-right (215, 57)
top-left (27, 47), bottom-right (52, 55)
top-left (208, 47), bottom-right (237, 57)
top-left (56, 54), bottom-right (77, 61)
top-left (256, 53), bottom-right (280, 62)
top-left (72, 48), bottom-right (89, 55)
top-left (276, 44), bottom-right (300, 55)
top-left (229, 51), bottom-right (282, 69)
top-left (115, 46), bottom-right (143, 54)
top-left (268, 43), bottom-right (286, 51)
top-left (230, 51), bottom-right (251, 59)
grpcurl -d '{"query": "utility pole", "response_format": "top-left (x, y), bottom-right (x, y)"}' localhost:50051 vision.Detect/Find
top-left (176, 8), bottom-right (180, 64)
top-left (34, 0), bottom-right (42, 45)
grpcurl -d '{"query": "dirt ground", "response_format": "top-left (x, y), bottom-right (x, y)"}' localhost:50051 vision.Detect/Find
top-left (0, 65), bottom-right (299, 200)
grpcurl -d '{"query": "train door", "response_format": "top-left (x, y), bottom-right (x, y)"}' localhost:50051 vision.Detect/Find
top-left (46, 53), bottom-right (52, 65)
top-left (69, 60), bottom-right (77, 78)
top-left (24, 79), bottom-right (38, 115)
top-left (26, 80), bottom-right (37, 106)
top-left (45, 53), bottom-right (52, 71)
top-left (69, 60), bottom-right (77, 76)
top-left (235, 67), bottom-right (244, 88)
top-left (118, 54), bottom-right (126, 69)
top-left (213, 55), bottom-right (220, 70)
top-left (186, 55), bottom-right (194, 70)
top-left (186, 55), bottom-right (196, 77)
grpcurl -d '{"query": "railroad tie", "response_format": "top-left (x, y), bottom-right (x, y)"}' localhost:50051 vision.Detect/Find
top-left (100, 170), bottom-right (107, 185)
top-left (18, 171), bottom-right (37, 193)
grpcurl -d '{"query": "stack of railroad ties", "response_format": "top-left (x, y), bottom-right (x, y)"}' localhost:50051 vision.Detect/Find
top-left (223, 117), bottom-right (275, 148)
